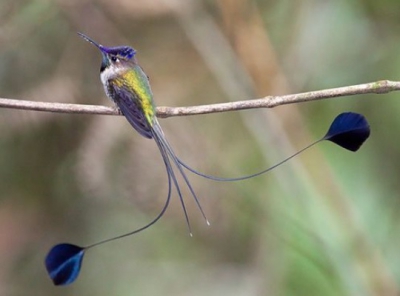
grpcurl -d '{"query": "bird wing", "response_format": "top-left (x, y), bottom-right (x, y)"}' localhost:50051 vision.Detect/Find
top-left (111, 84), bottom-right (153, 139)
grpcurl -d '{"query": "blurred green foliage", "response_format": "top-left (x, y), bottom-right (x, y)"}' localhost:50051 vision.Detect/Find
top-left (0, 0), bottom-right (399, 295)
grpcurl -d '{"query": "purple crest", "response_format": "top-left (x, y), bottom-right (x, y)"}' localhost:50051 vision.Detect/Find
top-left (102, 46), bottom-right (136, 60)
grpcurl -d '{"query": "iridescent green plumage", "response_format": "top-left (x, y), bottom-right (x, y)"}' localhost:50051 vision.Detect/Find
top-left (109, 67), bottom-right (156, 125)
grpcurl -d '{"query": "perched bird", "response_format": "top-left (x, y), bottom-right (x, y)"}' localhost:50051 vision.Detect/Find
top-left (76, 32), bottom-right (209, 234)
top-left (44, 33), bottom-right (371, 286)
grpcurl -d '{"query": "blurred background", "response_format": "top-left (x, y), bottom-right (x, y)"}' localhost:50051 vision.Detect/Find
top-left (0, 0), bottom-right (399, 295)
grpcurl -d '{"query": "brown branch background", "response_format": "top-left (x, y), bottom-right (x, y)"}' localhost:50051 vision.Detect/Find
top-left (0, 80), bottom-right (397, 117)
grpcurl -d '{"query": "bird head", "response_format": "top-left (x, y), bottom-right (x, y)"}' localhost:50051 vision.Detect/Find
top-left (77, 32), bottom-right (137, 74)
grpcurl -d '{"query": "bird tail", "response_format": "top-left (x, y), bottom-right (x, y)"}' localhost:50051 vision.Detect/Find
top-left (151, 119), bottom-right (209, 236)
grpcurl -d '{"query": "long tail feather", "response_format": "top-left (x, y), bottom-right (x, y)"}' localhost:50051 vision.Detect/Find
top-left (151, 120), bottom-right (209, 231)
top-left (44, 159), bottom-right (173, 286)
top-left (85, 145), bottom-right (173, 249)
top-left (177, 112), bottom-right (370, 182)
top-left (151, 124), bottom-right (193, 235)
top-left (177, 140), bottom-right (322, 182)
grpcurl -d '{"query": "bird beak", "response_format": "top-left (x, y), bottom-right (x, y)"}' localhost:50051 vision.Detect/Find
top-left (77, 32), bottom-right (108, 56)
top-left (77, 32), bottom-right (102, 49)
top-left (77, 32), bottom-right (111, 69)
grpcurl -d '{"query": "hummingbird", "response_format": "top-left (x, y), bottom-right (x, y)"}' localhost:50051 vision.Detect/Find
top-left (76, 32), bottom-right (211, 235)
top-left (44, 33), bottom-right (370, 286)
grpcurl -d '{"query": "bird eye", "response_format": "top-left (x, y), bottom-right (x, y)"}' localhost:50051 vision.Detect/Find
top-left (111, 56), bottom-right (119, 63)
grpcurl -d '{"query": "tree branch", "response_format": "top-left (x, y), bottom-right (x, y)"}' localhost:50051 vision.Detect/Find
top-left (0, 80), bottom-right (397, 118)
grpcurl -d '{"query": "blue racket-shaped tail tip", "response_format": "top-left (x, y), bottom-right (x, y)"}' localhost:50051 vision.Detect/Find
top-left (324, 112), bottom-right (370, 151)
top-left (45, 243), bottom-right (85, 286)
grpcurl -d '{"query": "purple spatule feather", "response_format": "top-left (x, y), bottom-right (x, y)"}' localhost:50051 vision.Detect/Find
top-left (178, 112), bottom-right (370, 182)
top-left (45, 243), bottom-right (85, 286)
top-left (44, 162), bottom-right (173, 286)
top-left (323, 112), bottom-right (370, 152)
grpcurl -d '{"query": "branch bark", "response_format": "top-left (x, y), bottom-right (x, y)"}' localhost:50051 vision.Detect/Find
top-left (0, 80), bottom-right (397, 118)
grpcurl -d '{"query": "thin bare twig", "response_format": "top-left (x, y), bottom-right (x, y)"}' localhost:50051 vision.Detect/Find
top-left (0, 80), bottom-right (397, 118)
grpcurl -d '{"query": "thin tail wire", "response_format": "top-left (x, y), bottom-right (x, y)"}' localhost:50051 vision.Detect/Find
top-left (152, 121), bottom-right (210, 228)
top-left (87, 121), bottom-right (321, 246)
top-left (85, 148), bottom-right (172, 250)
top-left (178, 139), bottom-right (324, 182)
top-left (152, 123), bottom-right (194, 235)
